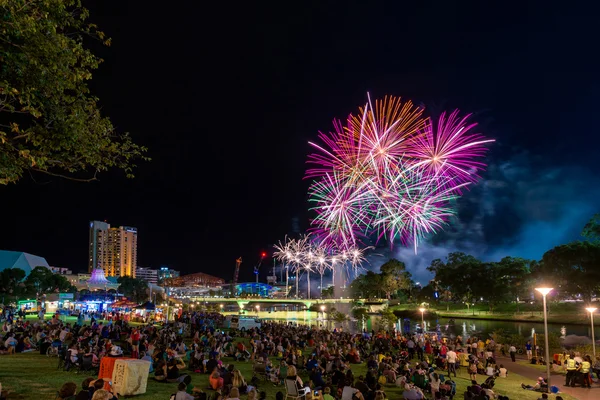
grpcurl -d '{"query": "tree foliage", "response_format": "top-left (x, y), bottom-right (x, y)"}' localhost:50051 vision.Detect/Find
top-left (378, 307), bottom-right (397, 331)
top-left (425, 215), bottom-right (600, 309)
top-left (24, 266), bottom-right (75, 296)
top-left (117, 276), bottom-right (148, 303)
top-left (350, 259), bottom-right (412, 299)
top-left (0, 267), bottom-right (25, 297)
top-left (379, 259), bottom-right (412, 299)
top-left (0, 0), bottom-right (147, 184)
top-left (538, 241), bottom-right (600, 303)
top-left (582, 214), bottom-right (600, 242)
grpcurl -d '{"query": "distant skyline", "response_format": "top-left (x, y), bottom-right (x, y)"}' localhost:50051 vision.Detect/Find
top-left (0, 2), bottom-right (598, 282)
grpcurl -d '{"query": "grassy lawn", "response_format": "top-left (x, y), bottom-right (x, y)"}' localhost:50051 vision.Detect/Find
top-left (0, 352), bottom-right (577, 400)
top-left (516, 359), bottom-right (566, 375)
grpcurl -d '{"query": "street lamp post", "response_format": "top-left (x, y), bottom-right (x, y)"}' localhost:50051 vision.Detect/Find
top-left (535, 287), bottom-right (553, 390)
top-left (255, 305), bottom-right (260, 316)
top-left (586, 307), bottom-right (597, 358)
top-left (419, 307), bottom-right (426, 332)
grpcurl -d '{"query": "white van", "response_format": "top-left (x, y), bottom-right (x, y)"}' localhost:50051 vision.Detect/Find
top-left (230, 315), bottom-right (262, 330)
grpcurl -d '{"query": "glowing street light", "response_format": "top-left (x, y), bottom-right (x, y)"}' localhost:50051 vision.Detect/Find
top-left (586, 307), bottom-right (597, 358)
top-left (419, 307), bottom-right (426, 332)
top-left (255, 305), bottom-right (260, 315)
top-left (535, 287), bottom-right (553, 389)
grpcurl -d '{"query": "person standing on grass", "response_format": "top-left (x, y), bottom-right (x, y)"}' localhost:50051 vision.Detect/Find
top-left (526, 340), bottom-right (532, 360)
top-left (509, 345), bottom-right (517, 362)
top-left (446, 347), bottom-right (457, 378)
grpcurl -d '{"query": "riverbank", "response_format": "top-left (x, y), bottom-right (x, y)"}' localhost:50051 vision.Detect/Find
top-left (434, 310), bottom-right (594, 325)
top-left (391, 302), bottom-right (599, 326)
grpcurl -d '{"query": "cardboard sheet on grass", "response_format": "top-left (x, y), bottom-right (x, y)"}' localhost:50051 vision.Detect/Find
top-left (99, 357), bottom-right (132, 390)
top-left (112, 359), bottom-right (151, 396)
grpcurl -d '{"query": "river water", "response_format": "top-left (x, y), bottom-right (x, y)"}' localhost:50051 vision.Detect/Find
top-left (241, 310), bottom-right (596, 340)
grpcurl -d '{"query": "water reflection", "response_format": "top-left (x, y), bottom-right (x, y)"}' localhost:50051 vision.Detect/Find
top-left (227, 311), bottom-right (593, 340)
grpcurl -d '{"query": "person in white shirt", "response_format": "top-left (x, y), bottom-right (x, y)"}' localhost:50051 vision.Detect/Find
top-left (498, 364), bottom-right (508, 378)
top-left (174, 382), bottom-right (195, 400)
top-left (446, 348), bottom-right (457, 377)
top-left (429, 372), bottom-right (441, 397)
top-left (341, 380), bottom-right (363, 400)
top-left (402, 383), bottom-right (424, 400)
top-left (509, 345), bottom-right (517, 362)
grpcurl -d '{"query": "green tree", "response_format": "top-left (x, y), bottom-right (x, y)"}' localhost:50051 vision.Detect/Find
top-left (321, 286), bottom-right (334, 299)
top-left (427, 252), bottom-right (483, 305)
top-left (350, 271), bottom-right (382, 298)
top-left (540, 241), bottom-right (600, 303)
top-left (24, 266), bottom-right (75, 296)
top-left (0, 267), bottom-right (25, 297)
top-left (0, 0), bottom-right (147, 184)
top-left (379, 259), bottom-right (412, 299)
top-left (582, 214), bottom-right (600, 242)
top-left (495, 257), bottom-right (532, 312)
top-left (117, 276), bottom-right (148, 303)
top-left (378, 307), bottom-right (397, 331)
top-left (351, 307), bottom-right (370, 330)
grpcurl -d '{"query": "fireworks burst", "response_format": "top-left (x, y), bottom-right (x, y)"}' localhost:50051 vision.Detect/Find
top-left (273, 234), bottom-right (369, 297)
top-left (307, 94), bottom-right (493, 251)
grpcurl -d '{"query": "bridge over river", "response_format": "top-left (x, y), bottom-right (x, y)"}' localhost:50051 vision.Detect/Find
top-left (182, 297), bottom-right (388, 313)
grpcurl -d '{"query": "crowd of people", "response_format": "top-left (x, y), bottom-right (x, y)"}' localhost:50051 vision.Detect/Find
top-left (2, 304), bottom-right (591, 400)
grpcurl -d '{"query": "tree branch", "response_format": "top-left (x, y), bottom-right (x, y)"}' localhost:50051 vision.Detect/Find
top-left (32, 168), bottom-right (99, 182)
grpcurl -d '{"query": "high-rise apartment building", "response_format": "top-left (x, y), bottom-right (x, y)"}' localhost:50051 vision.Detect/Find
top-left (89, 221), bottom-right (110, 272)
top-left (88, 221), bottom-right (138, 277)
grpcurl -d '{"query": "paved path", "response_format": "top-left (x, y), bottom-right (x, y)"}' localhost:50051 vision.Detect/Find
top-left (496, 354), bottom-right (596, 400)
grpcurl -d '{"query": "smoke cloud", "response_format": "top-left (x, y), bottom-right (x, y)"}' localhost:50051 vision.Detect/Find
top-left (364, 152), bottom-right (600, 283)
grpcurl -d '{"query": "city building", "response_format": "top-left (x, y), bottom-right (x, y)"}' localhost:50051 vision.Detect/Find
top-left (0, 250), bottom-right (50, 276)
top-left (88, 221), bottom-right (138, 277)
top-left (48, 266), bottom-right (73, 275)
top-left (158, 267), bottom-right (179, 282)
top-left (136, 267), bottom-right (158, 285)
top-left (162, 271), bottom-right (224, 298)
top-left (88, 220), bottom-right (110, 272)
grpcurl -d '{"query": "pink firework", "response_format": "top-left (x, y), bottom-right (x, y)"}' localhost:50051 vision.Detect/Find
top-left (406, 110), bottom-right (495, 185)
top-left (306, 94), bottom-right (494, 251)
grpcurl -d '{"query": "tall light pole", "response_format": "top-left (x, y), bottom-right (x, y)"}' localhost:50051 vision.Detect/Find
top-left (535, 287), bottom-right (553, 389)
top-left (586, 307), bottom-right (597, 358)
top-left (419, 307), bottom-right (426, 332)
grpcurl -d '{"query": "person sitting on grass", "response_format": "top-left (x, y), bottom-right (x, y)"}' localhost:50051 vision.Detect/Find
top-left (57, 382), bottom-right (77, 400)
top-left (209, 367), bottom-right (224, 390)
top-left (402, 383), bottom-right (425, 400)
top-left (498, 364), bottom-right (508, 378)
top-left (89, 379), bottom-right (118, 399)
top-left (167, 358), bottom-right (189, 383)
top-left (174, 382), bottom-right (195, 400)
top-left (154, 360), bottom-right (167, 381)
top-left (521, 377), bottom-right (547, 392)
top-left (75, 377), bottom-right (94, 400)
top-left (91, 389), bottom-right (111, 400)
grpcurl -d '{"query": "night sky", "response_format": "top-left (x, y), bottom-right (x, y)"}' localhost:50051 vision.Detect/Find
top-left (1, 2), bottom-right (599, 283)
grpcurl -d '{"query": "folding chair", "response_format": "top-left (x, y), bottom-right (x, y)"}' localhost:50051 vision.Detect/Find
top-left (284, 379), bottom-right (306, 400)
